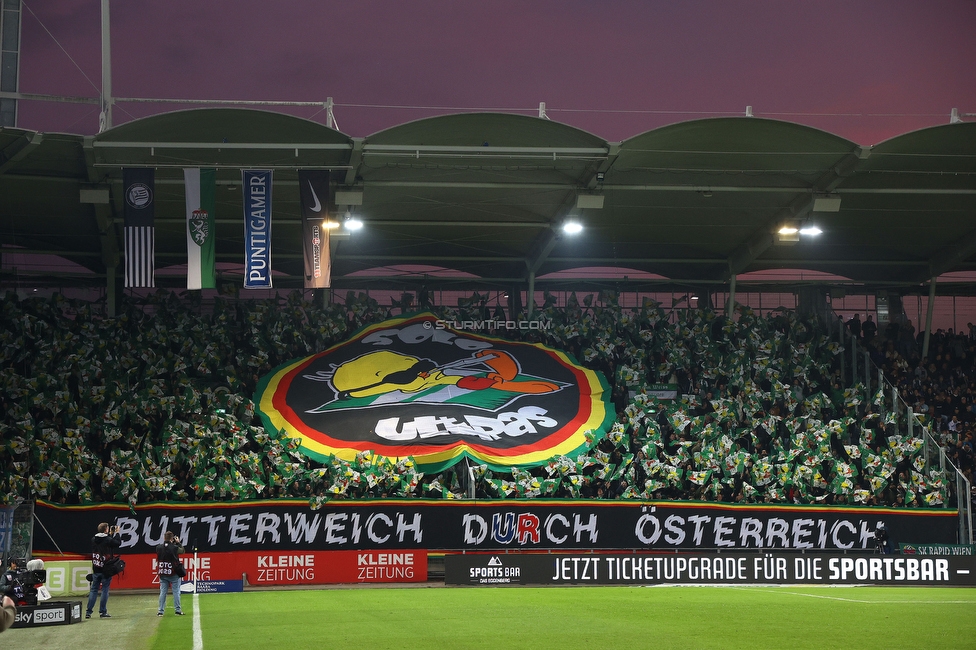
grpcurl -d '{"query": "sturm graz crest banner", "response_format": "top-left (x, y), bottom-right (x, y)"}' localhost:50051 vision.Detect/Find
top-left (254, 313), bottom-right (613, 471)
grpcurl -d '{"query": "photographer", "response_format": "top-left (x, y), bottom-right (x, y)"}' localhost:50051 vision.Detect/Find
top-left (874, 521), bottom-right (893, 555)
top-left (155, 531), bottom-right (185, 617)
top-left (86, 522), bottom-right (121, 619)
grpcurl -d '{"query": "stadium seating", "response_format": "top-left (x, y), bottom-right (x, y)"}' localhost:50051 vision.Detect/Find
top-left (0, 289), bottom-right (953, 509)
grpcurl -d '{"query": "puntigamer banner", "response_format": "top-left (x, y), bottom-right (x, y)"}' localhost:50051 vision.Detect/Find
top-left (243, 169), bottom-right (272, 288)
top-left (255, 313), bottom-right (613, 471)
top-left (33, 500), bottom-right (957, 555)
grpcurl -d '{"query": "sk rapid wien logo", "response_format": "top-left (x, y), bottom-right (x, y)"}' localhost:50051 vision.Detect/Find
top-left (254, 313), bottom-right (612, 471)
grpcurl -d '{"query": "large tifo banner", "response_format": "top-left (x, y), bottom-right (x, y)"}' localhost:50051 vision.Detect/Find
top-left (445, 552), bottom-right (976, 586)
top-left (243, 169), bottom-right (272, 288)
top-left (255, 312), bottom-right (613, 471)
top-left (33, 500), bottom-right (957, 554)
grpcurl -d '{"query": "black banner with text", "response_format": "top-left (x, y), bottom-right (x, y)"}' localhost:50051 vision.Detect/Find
top-left (445, 552), bottom-right (976, 586)
top-left (33, 500), bottom-right (958, 555)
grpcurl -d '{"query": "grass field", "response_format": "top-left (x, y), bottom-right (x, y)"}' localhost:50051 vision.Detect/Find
top-left (7, 585), bottom-right (976, 650)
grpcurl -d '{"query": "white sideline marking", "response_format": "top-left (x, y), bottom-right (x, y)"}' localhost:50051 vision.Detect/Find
top-left (732, 587), bottom-right (974, 605)
top-left (193, 593), bottom-right (203, 650)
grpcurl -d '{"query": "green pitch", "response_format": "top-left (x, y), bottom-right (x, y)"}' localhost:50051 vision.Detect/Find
top-left (7, 586), bottom-right (976, 649)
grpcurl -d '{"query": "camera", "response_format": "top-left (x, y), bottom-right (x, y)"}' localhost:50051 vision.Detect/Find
top-left (1, 569), bottom-right (47, 606)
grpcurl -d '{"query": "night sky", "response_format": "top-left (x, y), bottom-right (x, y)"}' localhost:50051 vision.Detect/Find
top-left (12, 0), bottom-right (976, 145)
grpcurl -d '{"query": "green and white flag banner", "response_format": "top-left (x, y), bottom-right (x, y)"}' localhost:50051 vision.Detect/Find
top-left (184, 167), bottom-right (217, 290)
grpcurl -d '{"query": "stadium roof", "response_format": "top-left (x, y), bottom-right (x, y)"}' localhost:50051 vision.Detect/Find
top-left (2, 108), bottom-right (975, 293)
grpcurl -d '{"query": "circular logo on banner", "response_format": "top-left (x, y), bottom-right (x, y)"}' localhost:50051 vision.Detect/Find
top-left (126, 183), bottom-right (153, 209)
top-left (254, 313), bottom-right (611, 471)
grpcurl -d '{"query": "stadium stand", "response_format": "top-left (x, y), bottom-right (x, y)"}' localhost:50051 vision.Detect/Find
top-left (0, 288), bottom-right (953, 510)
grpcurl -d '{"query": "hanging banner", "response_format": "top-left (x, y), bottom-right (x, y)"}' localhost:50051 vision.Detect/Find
top-left (122, 167), bottom-right (155, 288)
top-left (254, 312), bottom-right (613, 471)
top-left (0, 504), bottom-right (14, 553)
top-left (184, 167), bottom-right (217, 290)
top-left (298, 170), bottom-right (331, 289)
top-left (32, 500), bottom-right (958, 554)
top-left (243, 169), bottom-right (272, 288)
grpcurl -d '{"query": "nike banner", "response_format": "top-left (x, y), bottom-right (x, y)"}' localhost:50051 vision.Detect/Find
top-left (122, 168), bottom-right (155, 288)
top-left (298, 170), bottom-right (331, 289)
top-left (184, 168), bottom-right (217, 290)
top-left (243, 169), bottom-right (273, 288)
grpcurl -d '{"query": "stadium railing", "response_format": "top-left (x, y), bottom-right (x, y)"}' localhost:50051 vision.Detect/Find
top-left (830, 313), bottom-right (973, 545)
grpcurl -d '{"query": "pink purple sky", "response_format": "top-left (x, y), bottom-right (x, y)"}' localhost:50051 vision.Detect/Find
top-left (12, 0), bottom-right (976, 145)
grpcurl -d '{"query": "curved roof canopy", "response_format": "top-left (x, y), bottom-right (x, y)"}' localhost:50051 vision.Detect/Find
top-left (1, 109), bottom-right (975, 293)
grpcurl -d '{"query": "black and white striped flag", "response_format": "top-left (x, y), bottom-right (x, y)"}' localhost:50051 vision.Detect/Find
top-left (123, 168), bottom-right (155, 287)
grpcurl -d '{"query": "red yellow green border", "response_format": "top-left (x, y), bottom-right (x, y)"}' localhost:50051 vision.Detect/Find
top-left (254, 312), bottom-right (613, 472)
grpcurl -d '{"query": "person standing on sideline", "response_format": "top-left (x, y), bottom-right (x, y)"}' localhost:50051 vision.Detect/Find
top-left (87, 522), bottom-right (121, 619)
top-left (155, 531), bottom-right (185, 616)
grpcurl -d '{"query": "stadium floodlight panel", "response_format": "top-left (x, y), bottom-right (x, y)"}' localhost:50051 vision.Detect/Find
top-left (335, 190), bottom-right (364, 206)
top-left (813, 195), bottom-right (842, 212)
top-left (563, 221), bottom-right (583, 235)
top-left (321, 220), bottom-right (341, 229)
top-left (344, 217), bottom-right (364, 231)
top-left (778, 226), bottom-right (798, 235)
top-left (799, 226), bottom-right (822, 236)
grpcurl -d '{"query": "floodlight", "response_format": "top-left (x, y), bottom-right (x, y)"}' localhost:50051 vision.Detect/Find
top-left (344, 217), bottom-right (363, 231)
top-left (562, 221), bottom-right (583, 235)
top-left (799, 226), bottom-right (822, 236)
top-left (812, 195), bottom-right (841, 212)
top-left (321, 220), bottom-right (341, 229)
top-left (778, 226), bottom-right (798, 235)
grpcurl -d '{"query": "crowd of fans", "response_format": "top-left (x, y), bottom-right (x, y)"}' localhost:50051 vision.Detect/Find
top-left (850, 313), bottom-right (976, 501)
top-left (0, 289), bottom-right (957, 511)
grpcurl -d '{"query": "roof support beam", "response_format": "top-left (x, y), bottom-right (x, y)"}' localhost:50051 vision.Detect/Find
top-left (584, 142), bottom-right (621, 189)
top-left (725, 145), bottom-right (871, 279)
top-left (343, 137), bottom-right (365, 186)
top-left (82, 136), bottom-right (121, 287)
top-left (919, 226), bottom-right (976, 282)
top-left (0, 133), bottom-right (43, 176)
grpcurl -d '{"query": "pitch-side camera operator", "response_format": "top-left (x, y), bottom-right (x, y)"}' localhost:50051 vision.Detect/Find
top-left (0, 558), bottom-right (46, 609)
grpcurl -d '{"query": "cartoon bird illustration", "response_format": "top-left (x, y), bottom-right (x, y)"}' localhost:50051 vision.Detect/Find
top-left (331, 349), bottom-right (560, 401)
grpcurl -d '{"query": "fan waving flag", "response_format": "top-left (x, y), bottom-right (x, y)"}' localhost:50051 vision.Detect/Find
top-left (123, 168), bottom-right (155, 288)
top-left (298, 170), bottom-right (330, 289)
top-left (184, 168), bottom-right (217, 289)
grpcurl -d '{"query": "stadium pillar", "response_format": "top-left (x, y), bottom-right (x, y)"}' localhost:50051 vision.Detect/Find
top-left (0, 0), bottom-right (22, 127)
top-left (839, 320), bottom-right (845, 385)
top-left (726, 276), bottom-right (736, 316)
top-left (922, 278), bottom-right (936, 358)
top-left (106, 263), bottom-right (117, 317)
top-left (863, 350), bottom-right (870, 389)
top-left (99, 0), bottom-right (112, 132)
top-left (526, 271), bottom-right (535, 319)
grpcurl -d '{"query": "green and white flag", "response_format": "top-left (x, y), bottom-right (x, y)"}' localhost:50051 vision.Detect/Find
top-left (184, 168), bottom-right (217, 289)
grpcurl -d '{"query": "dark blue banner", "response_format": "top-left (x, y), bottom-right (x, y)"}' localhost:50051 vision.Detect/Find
top-left (243, 169), bottom-right (273, 288)
top-left (0, 505), bottom-right (13, 553)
